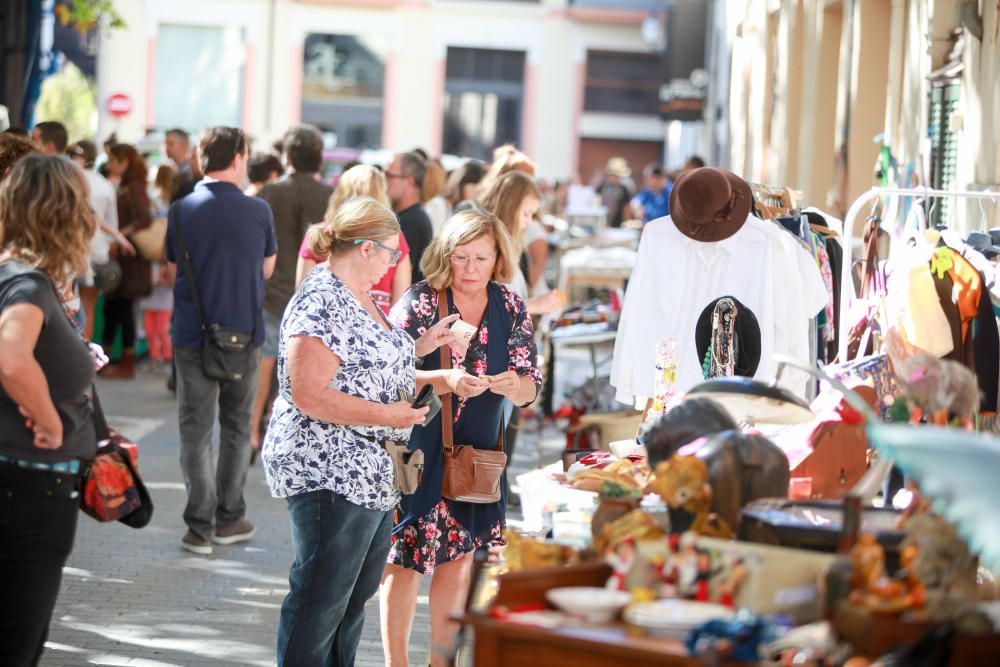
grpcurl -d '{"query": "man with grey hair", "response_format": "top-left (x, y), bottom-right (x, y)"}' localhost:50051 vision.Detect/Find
top-left (250, 124), bottom-right (333, 454)
top-left (386, 151), bottom-right (432, 283)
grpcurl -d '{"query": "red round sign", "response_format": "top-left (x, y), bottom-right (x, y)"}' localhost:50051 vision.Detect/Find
top-left (107, 93), bottom-right (133, 118)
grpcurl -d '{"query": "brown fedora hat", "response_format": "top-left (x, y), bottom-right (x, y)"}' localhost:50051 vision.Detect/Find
top-left (669, 167), bottom-right (753, 242)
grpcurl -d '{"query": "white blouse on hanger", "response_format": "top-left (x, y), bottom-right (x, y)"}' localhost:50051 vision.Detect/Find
top-left (610, 215), bottom-right (828, 407)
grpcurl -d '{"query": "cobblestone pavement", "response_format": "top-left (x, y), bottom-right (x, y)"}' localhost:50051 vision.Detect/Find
top-left (42, 362), bottom-right (564, 667)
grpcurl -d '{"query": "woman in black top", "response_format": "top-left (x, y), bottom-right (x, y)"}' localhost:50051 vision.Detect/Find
top-left (0, 154), bottom-right (98, 666)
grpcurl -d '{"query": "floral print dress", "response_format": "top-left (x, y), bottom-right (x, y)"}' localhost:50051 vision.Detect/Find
top-left (387, 280), bottom-right (541, 574)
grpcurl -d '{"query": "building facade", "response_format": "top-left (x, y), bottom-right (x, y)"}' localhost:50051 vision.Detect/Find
top-left (721, 0), bottom-right (1000, 233)
top-left (96, 0), bottom-right (671, 181)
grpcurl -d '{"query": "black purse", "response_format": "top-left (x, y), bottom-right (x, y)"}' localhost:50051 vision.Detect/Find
top-left (173, 206), bottom-right (255, 382)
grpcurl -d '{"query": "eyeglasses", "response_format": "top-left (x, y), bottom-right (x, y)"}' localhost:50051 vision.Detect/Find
top-left (450, 253), bottom-right (496, 267)
top-left (354, 238), bottom-right (403, 266)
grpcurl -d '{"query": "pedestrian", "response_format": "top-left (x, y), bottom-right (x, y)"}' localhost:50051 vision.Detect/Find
top-left (630, 162), bottom-right (671, 224)
top-left (386, 151), bottom-right (433, 284)
top-left (381, 208), bottom-right (542, 667)
top-left (475, 144), bottom-right (535, 199)
top-left (597, 156), bottom-right (634, 228)
top-left (251, 125), bottom-right (333, 456)
top-left (141, 163), bottom-right (176, 367)
top-left (164, 128), bottom-right (192, 181)
top-left (422, 157), bottom-right (450, 235)
top-left (244, 152), bottom-right (284, 197)
top-left (100, 143), bottom-right (153, 378)
top-left (294, 164), bottom-right (412, 313)
top-left (67, 140), bottom-right (134, 341)
top-left (0, 132), bottom-right (38, 181)
top-left (260, 195), bottom-right (429, 666)
top-left (480, 170), bottom-right (563, 315)
top-left (442, 160), bottom-right (485, 211)
top-left (30, 120), bottom-right (68, 156)
top-left (0, 154), bottom-right (99, 666)
top-left (166, 126), bottom-right (277, 555)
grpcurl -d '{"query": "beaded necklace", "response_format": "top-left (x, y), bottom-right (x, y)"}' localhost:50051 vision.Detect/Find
top-left (701, 297), bottom-right (738, 379)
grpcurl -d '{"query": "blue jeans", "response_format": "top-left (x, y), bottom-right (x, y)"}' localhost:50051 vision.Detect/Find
top-left (277, 490), bottom-right (392, 667)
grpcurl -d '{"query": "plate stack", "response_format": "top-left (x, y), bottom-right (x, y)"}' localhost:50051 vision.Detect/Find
top-left (623, 600), bottom-right (734, 640)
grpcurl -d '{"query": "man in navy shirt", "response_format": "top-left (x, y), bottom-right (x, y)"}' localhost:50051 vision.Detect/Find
top-left (166, 127), bottom-right (277, 555)
top-left (631, 163), bottom-right (671, 224)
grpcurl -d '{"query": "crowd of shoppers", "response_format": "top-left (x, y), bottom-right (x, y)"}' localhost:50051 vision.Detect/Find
top-left (3, 113), bottom-right (698, 665)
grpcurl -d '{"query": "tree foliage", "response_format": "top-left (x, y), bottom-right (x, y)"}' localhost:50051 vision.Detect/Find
top-left (55, 0), bottom-right (126, 35)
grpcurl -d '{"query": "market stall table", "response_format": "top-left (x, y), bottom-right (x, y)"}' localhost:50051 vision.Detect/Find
top-left (461, 563), bottom-right (746, 667)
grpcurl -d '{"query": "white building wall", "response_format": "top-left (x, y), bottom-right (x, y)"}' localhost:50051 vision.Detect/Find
top-left (97, 0), bottom-right (662, 180)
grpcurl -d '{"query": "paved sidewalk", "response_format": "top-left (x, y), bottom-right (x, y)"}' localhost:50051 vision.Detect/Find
top-left (43, 366), bottom-right (434, 667)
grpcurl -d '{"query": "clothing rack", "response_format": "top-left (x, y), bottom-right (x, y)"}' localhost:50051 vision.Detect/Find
top-left (838, 186), bottom-right (1000, 360)
top-left (748, 182), bottom-right (803, 220)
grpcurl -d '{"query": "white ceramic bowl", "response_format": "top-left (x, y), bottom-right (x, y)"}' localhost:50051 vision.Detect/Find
top-left (624, 599), bottom-right (734, 640)
top-left (546, 587), bottom-right (632, 622)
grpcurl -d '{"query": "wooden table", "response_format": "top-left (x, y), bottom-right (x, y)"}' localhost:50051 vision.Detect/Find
top-left (463, 613), bottom-right (744, 667)
top-left (461, 562), bottom-right (745, 667)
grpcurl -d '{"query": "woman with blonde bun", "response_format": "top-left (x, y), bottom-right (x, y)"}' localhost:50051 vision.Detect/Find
top-left (262, 195), bottom-right (433, 665)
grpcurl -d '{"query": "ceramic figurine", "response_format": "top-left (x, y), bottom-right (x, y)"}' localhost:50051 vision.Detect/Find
top-left (651, 454), bottom-right (733, 539)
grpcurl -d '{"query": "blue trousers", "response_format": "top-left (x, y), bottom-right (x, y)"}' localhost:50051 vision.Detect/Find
top-left (277, 490), bottom-right (392, 667)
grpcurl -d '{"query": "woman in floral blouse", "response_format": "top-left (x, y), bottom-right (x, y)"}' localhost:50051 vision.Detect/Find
top-left (260, 196), bottom-right (431, 666)
top-left (381, 208), bottom-right (542, 667)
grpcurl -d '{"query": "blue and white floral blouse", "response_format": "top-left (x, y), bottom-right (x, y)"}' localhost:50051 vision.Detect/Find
top-left (262, 266), bottom-right (417, 511)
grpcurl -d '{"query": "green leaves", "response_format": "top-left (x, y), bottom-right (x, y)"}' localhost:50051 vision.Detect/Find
top-left (55, 0), bottom-right (126, 35)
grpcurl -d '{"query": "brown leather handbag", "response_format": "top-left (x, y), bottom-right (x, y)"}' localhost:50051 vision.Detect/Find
top-left (438, 291), bottom-right (507, 504)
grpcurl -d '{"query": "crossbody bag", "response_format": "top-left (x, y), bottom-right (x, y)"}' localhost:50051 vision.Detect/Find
top-left (437, 290), bottom-right (507, 504)
top-left (173, 206), bottom-right (255, 382)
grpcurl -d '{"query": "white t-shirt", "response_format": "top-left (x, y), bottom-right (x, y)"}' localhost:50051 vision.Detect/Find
top-left (522, 220), bottom-right (549, 296)
top-left (83, 170), bottom-right (118, 264)
top-left (610, 215), bottom-right (828, 405)
top-left (425, 196), bottom-right (452, 236)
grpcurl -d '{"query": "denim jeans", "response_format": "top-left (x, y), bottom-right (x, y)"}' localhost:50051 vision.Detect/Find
top-left (175, 346), bottom-right (261, 539)
top-left (0, 464), bottom-right (80, 666)
top-left (277, 491), bottom-right (392, 667)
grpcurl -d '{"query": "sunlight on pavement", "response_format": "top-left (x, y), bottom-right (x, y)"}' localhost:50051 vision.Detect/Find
top-left (56, 618), bottom-right (274, 667)
top-left (62, 566), bottom-right (134, 585)
top-left (175, 557), bottom-right (289, 587)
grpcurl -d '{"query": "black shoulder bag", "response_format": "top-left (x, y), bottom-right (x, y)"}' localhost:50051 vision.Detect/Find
top-left (173, 206), bottom-right (255, 381)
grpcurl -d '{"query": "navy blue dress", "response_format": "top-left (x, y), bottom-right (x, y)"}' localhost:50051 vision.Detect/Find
top-left (387, 281), bottom-right (541, 574)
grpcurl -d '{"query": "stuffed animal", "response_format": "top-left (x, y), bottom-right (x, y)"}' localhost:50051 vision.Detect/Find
top-left (651, 455), bottom-right (732, 538)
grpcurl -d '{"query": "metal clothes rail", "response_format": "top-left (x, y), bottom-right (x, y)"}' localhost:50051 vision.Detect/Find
top-left (838, 187), bottom-right (1000, 360)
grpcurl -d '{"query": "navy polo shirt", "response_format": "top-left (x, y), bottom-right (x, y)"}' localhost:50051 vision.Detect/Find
top-left (167, 180), bottom-right (277, 349)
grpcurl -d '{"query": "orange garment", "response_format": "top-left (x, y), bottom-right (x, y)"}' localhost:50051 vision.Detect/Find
top-left (945, 249), bottom-right (982, 362)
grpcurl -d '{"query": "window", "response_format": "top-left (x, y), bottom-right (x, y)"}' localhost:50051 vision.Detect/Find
top-left (154, 24), bottom-right (245, 131)
top-left (584, 50), bottom-right (661, 115)
top-left (443, 47), bottom-right (525, 160)
top-left (301, 34), bottom-right (386, 149)
top-left (929, 81), bottom-right (960, 228)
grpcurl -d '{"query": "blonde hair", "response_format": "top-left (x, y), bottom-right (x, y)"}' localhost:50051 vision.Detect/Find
top-left (306, 195), bottom-right (399, 260)
top-left (421, 159), bottom-right (446, 203)
top-left (479, 170), bottom-right (541, 255)
top-left (0, 154), bottom-right (95, 287)
top-left (475, 144), bottom-right (536, 199)
top-left (420, 208), bottom-right (516, 290)
top-left (324, 164), bottom-right (389, 220)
